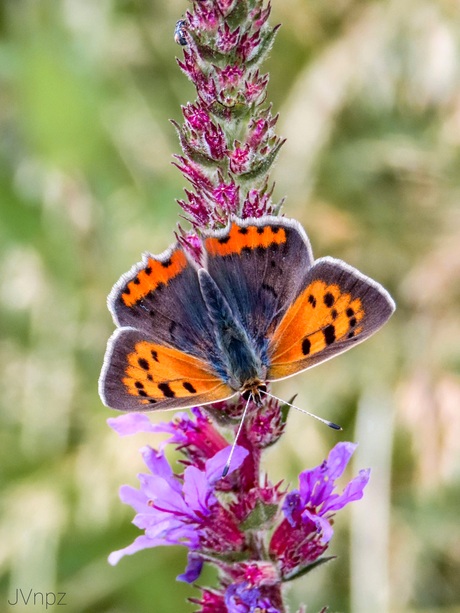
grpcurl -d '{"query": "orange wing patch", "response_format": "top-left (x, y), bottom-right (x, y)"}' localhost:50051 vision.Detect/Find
top-left (205, 222), bottom-right (287, 257)
top-left (268, 281), bottom-right (364, 379)
top-left (121, 250), bottom-right (187, 307)
top-left (123, 341), bottom-right (232, 406)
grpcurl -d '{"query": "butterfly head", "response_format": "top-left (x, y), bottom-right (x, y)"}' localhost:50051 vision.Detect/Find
top-left (241, 380), bottom-right (267, 406)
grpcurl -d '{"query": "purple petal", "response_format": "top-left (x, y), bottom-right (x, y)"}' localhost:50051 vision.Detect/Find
top-left (299, 442), bottom-right (357, 507)
top-left (139, 473), bottom-right (193, 516)
top-left (177, 553), bottom-right (204, 583)
top-left (298, 463), bottom-right (335, 508)
top-left (140, 447), bottom-right (181, 492)
top-left (301, 508), bottom-right (334, 544)
top-left (148, 413), bottom-right (191, 448)
top-left (183, 465), bottom-right (215, 513)
top-left (205, 445), bottom-right (249, 484)
top-left (119, 484), bottom-right (149, 513)
top-left (145, 521), bottom-right (199, 548)
top-left (107, 413), bottom-right (157, 436)
top-left (282, 491), bottom-right (301, 527)
top-left (108, 535), bottom-right (163, 565)
top-left (225, 583), bottom-right (260, 611)
top-left (322, 468), bottom-right (371, 513)
top-left (324, 442), bottom-right (357, 481)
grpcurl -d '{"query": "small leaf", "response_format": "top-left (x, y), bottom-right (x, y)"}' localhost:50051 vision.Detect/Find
top-left (239, 139), bottom-right (285, 182)
top-left (247, 25), bottom-right (281, 69)
top-left (282, 556), bottom-right (336, 583)
top-left (226, 0), bottom-right (249, 29)
top-left (240, 501), bottom-right (279, 530)
top-left (281, 394), bottom-right (297, 424)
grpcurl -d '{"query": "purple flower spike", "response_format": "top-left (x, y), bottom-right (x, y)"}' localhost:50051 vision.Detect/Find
top-left (173, 0), bottom-right (282, 231)
top-left (105, 2), bottom-right (378, 612)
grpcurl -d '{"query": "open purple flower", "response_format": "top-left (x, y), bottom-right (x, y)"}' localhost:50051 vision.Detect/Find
top-left (108, 441), bottom-right (248, 578)
top-left (108, 411), bottom-right (369, 607)
top-left (270, 442), bottom-right (370, 579)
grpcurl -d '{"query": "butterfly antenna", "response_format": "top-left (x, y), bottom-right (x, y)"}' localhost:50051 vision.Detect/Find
top-left (222, 393), bottom-right (252, 478)
top-left (260, 389), bottom-right (342, 431)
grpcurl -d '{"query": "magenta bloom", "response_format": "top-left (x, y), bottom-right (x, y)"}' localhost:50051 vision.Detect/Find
top-left (108, 440), bottom-right (248, 576)
top-left (108, 411), bottom-right (369, 607)
top-left (270, 442), bottom-right (370, 579)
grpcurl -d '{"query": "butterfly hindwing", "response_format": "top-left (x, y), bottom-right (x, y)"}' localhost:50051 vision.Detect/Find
top-left (100, 328), bottom-right (234, 412)
top-left (267, 257), bottom-right (395, 380)
top-left (202, 216), bottom-right (314, 351)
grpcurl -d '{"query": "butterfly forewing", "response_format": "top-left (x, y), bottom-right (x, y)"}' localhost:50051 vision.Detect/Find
top-left (203, 217), bottom-right (314, 348)
top-left (109, 244), bottom-right (222, 366)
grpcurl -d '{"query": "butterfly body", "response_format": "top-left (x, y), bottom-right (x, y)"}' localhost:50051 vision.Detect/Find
top-left (99, 216), bottom-right (395, 412)
top-left (198, 269), bottom-right (267, 398)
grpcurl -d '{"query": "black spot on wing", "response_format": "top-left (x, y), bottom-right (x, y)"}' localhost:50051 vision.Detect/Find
top-left (323, 325), bottom-right (336, 345)
top-left (324, 292), bottom-right (334, 307)
top-left (158, 383), bottom-right (175, 398)
top-left (183, 382), bottom-right (197, 394)
top-left (138, 358), bottom-right (149, 370)
top-left (302, 338), bottom-right (311, 355)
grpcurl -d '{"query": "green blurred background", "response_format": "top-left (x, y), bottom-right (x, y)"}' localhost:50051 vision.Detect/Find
top-left (1, 1), bottom-right (459, 611)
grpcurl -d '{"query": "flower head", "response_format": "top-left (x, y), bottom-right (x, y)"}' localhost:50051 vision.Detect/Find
top-left (108, 410), bottom-right (369, 608)
top-left (270, 443), bottom-right (370, 579)
top-left (108, 441), bottom-right (248, 575)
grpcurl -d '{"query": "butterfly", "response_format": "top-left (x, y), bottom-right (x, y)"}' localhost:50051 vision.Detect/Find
top-left (99, 216), bottom-right (395, 412)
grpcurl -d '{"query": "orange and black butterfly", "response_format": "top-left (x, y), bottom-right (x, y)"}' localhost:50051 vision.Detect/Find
top-left (99, 216), bottom-right (395, 412)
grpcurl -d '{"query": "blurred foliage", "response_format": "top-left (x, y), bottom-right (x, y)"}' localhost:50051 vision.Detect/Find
top-left (1, 0), bottom-right (460, 612)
